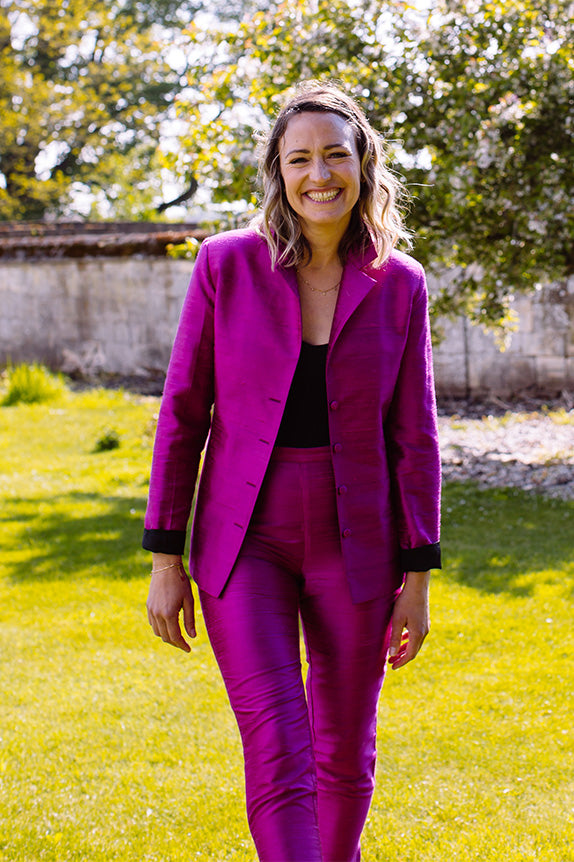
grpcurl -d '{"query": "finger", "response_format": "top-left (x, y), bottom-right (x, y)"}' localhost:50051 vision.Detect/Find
top-left (147, 608), bottom-right (161, 639)
top-left (183, 591), bottom-right (197, 639)
top-left (147, 595), bottom-right (192, 652)
top-left (388, 642), bottom-right (408, 668)
top-left (165, 614), bottom-right (191, 652)
top-left (388, 615), bottom-right (408, 659)
top-left (154, 614), bottom-right (172, 644)
top-left (387, 615), bottom-right (407, 659)
top-left (389, 628), bottom-right (427, 669)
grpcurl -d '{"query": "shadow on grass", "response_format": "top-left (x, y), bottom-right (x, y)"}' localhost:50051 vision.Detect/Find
top-left (1, 491), bottom-right (155, 583)
top-left (441, 482), bottom-right (574, 596)
top-left (3, 484), bottom-right (573, 595)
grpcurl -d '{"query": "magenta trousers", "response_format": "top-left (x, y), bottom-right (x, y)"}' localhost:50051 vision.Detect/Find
top-left (199, 447), bottom-right (396, 862)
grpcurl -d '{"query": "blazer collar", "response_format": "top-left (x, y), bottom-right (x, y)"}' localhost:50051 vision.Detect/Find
top-left (329, 244), bottom-right (378, 348)
top-left (274, 240), bottom-right (381, 349)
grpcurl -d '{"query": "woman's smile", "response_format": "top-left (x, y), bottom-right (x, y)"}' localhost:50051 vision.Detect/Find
top-left (304, 188), bottom-right (343, 203)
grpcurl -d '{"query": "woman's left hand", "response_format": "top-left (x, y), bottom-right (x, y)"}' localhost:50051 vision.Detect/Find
top-left (147, 555), bottom-right (196, 653)
top-left (387, 571), bottom-right (430, 670)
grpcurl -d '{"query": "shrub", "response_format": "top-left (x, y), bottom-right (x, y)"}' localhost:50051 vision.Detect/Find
top-left (1, 362), bottom-right (67, 406)
top-left (93, 428), bottom-right (121, 452)
top-left (166, 236), bottom-right (201, 260)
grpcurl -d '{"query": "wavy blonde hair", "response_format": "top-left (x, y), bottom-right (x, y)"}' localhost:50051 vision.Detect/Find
top-left (253, 80), bottom-right (412, 270)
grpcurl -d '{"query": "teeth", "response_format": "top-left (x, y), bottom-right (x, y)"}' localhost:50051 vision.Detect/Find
top-left (306, 190), bottom-right (340, 202)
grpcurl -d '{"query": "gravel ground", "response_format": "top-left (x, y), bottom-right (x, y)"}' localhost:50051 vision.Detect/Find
top-left (437, 397), bottom-right (574, 500)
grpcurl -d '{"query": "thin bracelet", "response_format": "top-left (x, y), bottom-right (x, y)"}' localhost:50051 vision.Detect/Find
top-left (150, 561), bottom-right (187, 579)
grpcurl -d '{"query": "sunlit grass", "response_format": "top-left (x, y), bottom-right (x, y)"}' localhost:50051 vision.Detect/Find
top-left (0, 391), bottom-right (572, 860)
top-left (1, 362), bottom-right (67, 406)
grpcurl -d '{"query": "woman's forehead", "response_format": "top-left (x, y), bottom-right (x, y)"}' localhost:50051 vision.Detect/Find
top-left (280, 111), bottom-right (357, 151)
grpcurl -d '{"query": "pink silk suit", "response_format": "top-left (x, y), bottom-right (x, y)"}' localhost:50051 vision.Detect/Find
top-left (144, 228), bottom-right (441, 861)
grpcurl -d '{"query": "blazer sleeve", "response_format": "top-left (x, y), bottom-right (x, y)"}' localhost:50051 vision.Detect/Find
top-left (384, 266), bottom-right (441, 572)
top-left (143, 241), bottom-right (215, 554)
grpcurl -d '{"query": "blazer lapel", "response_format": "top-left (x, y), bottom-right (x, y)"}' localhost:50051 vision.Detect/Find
top-left (329, 247), bottom-right (378, 349)
top-left (255, 263), bottom-right (302, 386)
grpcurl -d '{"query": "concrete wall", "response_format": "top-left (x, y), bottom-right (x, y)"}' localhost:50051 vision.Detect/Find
top-left (432, 277), bottom-right (574, 397)
top-left (1, 256), bottom-right (573, 397)
top-left (0, 257), bottom-right (194, 378)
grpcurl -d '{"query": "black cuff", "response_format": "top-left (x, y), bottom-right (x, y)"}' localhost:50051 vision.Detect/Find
top-left (400, 542), bottom-right (441, 572)
top-left (142, 529), bottom-right (187, 555)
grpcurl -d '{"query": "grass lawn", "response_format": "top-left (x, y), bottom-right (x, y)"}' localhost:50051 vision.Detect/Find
top-left (0, 388), bottom-right (573, 861)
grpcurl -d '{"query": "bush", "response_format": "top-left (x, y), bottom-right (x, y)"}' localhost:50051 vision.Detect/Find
top-left (93, 428), bottom-right (121, 452)
top-left (1, 362), bottom-right (67, 406)
top-left (166, 236), bottom-right (201, 260)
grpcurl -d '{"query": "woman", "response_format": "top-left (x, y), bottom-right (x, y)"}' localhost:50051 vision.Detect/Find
top-left (144, 80), bottom-right (441, 861)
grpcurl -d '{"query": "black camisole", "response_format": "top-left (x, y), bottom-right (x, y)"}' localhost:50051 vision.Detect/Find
top-left (275, 342), bottom-right (330, 447)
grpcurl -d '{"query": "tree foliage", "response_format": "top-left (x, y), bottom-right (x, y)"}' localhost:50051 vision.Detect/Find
top-left (175, 0), bottom-right (574, 328)
top-left (0, 0), bottom-right (204, 219)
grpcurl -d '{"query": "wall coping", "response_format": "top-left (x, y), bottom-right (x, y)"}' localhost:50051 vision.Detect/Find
top-left (0, 221), bottom-right (209, 260)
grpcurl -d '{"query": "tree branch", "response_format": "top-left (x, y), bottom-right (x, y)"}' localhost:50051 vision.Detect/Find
top-left (156, 178), bottom-right (198, 213)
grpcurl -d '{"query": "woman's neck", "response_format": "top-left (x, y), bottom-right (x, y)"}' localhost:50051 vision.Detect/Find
top-left (300, 221), bottom-right (348, 271)
top-left (302, 237), bottom-right (342, 272)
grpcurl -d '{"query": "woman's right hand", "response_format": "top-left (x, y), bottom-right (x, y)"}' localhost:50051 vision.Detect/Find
top-left (146, 554), bottom-right (196, 652)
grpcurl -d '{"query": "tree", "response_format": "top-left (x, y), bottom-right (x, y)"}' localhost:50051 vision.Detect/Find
top-left (389, 0), bottom-right (574, 330)
top-left (174, 0), bottom-right (574, 329)
top-left (0, 0), bottom-right (205, 219)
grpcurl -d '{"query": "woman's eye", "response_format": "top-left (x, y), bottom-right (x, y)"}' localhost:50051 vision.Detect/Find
top-left (330, 151), bottom-right (348, 159)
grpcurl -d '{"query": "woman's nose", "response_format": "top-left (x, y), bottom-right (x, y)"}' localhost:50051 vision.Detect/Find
top-left (309, 158), bottom-right (331, 182)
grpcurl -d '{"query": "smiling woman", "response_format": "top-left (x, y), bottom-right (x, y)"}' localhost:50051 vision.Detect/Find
top-left (143, 80), bottom-right (441, 862)
top-left (279, 112), bottom-right (362, 240)
top-left (255, 80), bottom-right (412, 274)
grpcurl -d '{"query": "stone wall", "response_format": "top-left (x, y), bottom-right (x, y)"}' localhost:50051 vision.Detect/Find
top-left (1, 255), bottom-right (573, 397)
top-left (0, 257), bottom-right (195, 378)
top-left (432, 277), bottom-right (574, 398)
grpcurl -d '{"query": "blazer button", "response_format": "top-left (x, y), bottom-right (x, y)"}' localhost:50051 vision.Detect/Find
top-left (342, 528), bottom-right (352, 538)
top-left (337, 485), bottom-right (348, 495)
top-left (333, 442), bottom-right (343, 453)
top-left (329, 400), bottom-right (339, 411)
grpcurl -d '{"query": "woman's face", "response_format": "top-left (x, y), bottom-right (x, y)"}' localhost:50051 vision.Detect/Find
top-left (278, 111), bottom-right (361, 239)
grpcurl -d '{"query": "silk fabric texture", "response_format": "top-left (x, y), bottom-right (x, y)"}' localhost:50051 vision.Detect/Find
top-left (199, 445), bottom-right (397, 861)
top-left (144, 228), bottom-right (441, 602)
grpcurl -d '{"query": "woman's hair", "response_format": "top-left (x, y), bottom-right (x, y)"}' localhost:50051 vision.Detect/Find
top-left (253, 80), bottom-right (412, 269)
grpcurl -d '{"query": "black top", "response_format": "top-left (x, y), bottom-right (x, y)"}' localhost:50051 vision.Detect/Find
top-left (275, 341), bottom-right (330, 447)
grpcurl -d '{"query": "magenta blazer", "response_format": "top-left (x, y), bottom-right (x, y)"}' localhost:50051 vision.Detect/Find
top-left (144, 228), bottom-right (441, 603)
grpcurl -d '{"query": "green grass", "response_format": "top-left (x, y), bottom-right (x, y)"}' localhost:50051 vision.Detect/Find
top-left (1, 363), bottom-right (68, 406)
top-left (0, 389), bottom-right (573, 861)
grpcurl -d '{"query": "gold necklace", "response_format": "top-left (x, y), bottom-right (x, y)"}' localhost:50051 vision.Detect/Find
top-left (297, 270), bottom-right (342, 296)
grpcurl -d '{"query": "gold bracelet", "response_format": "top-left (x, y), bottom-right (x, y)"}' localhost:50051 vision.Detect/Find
top-left (151, 562), bottom-right (180, 573)
top-left (150, 563), bottom-right (188, 582)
